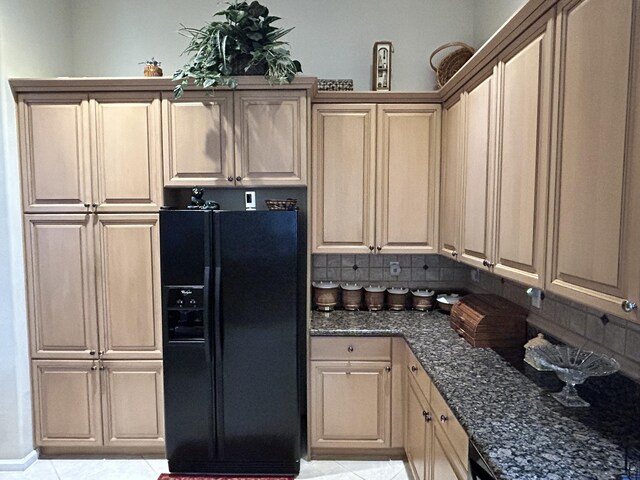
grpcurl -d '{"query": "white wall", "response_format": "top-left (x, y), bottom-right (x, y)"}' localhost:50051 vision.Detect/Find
top-left (473, 0), bottom-right (528, 48)
top-left (0, 0), bottom-right (73, 461)
top-left (70, 0), bottom-right (476, 90)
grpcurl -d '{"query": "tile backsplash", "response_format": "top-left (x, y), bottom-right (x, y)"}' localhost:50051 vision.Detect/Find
top-left (312, 253), bottom-right (640, 381)
top-left (312, 254), bottom-right (469, 290)
top-left (469, 269), bottom-right (640, 381)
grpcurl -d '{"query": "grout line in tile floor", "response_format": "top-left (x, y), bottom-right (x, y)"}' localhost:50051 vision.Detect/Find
top-left (0, 458), bottom-right (411, 480)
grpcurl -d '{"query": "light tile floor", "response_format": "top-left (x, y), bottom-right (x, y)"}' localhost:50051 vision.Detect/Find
top-left (0, 458), bottom-right (412, 480)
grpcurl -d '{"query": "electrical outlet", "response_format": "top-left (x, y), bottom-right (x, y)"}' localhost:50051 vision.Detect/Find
top-left (527, 287), bottom-right (543, 309)
top-left (470, 268), bottom-right (480, 283)
top-left (245, 191), bottom-right (256, 211)
top-left (389, 261), bottom-right (401, 276)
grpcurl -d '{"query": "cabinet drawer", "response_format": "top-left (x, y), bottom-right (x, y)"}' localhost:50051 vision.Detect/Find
top-left (406, 347), bottom-right (431, 403)
top-left (431, 384), bottom-right (469, 467)
top-left (311, 337), bottom-right (391, 361)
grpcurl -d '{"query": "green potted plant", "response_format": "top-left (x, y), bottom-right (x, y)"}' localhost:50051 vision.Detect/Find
top-left (173, 1), bottom-right (302, 98)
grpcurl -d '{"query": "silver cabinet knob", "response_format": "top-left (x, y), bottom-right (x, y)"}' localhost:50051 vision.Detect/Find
top-left (236, 176), bottom-right (242, 182)
top-left (451, 251), bottom-right (458, 257)
top-left (347, 345), bottom-right (354, 353)
top-left (385, 366), bottom-right (391, 372)
top-left (89, 350), bottom-right (96, 356)
top-left (227, 176), bottom-right (234, 182)
top-left (622, 300), bottom-right (638, 312)
top-left (84, 203), bottom-right (91, 208)
top-left (90, 365), bottom-right (97, 371)
top-left (369, 245), bottom-right (374, 251)
top-left (411, 365), bottom-right (418, 372)
top-left (440, 414), bottom-right (448, 423)
top-left (482, 259), bottom-right (494, 268)
top-left (423, 411), bottom-right (432, 423)
top-left (376, 246), bottom-right (382, 251)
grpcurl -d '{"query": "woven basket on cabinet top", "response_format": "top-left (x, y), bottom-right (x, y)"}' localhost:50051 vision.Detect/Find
top-left (429, 42), bottom-right (475, 88)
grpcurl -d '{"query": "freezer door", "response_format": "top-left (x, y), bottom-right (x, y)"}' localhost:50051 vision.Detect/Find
top-left (212, 211), bottom-right (302, 465)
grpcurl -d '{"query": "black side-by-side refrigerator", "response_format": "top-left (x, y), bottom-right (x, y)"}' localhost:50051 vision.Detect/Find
top-left (160, 209), bottom-right (306, 475)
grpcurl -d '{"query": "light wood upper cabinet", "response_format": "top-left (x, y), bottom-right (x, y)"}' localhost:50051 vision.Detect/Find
top-left (440, 97), bottom-right (465, 260)
top-left (95, 214), bottom-right (162, 359)
top-left (24, 215), bottom-right (98, 358)
top-left (18, 94), bottom-right (91, 213)
top-left (547, 0), bottom-right (640, 320)
top-left (312, 104), bottom-right (376, 253)
top-left (161, 91), bottom-right (234, 187)
top-left (162, 89), bottom-right (307, 187)
top-left (18, 92), bottom-right (163, 214)
top-left (460, 74), bottom-right (496, 269)
top-left (101, 360), bottom-right (164, 447)
top-left (32, 360), bottom-right (102, 447)
top-left (492, 16), bottom-right (554, 287)
top-left (312, 103), bottom-right (440, 254)
top-left (234, 90), bottom-right (307, 186)
top-left (376, 104), bottom-right (440, 254)
top-left (91, 93), bottom-right (163, 212)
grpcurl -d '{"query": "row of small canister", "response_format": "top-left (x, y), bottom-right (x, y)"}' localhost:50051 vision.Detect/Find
top-left (312, 282), bottom-right (441, 311)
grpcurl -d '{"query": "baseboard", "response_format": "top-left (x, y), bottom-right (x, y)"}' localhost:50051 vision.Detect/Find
top-left (0, 449), bottom-right (38, 471)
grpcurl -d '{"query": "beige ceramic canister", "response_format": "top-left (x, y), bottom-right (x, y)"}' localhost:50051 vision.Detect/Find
top-left (411, 289), bottom-right (435, 311)
top-left (386, 287), bottom-right (409, 311)
top-left (364, 285), bottom-right (386, 311)
top-left (340, 283), bottom-right (363, 311)
top-left (312, 281), bottom-right (339, 311)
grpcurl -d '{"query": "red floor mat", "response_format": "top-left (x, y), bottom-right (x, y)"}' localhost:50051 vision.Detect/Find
top-left (157, 476), bottom-right (294, 480)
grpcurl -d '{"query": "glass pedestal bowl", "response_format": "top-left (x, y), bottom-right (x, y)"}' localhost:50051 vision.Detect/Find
top-left (528, 345), bottom-right (620, 407)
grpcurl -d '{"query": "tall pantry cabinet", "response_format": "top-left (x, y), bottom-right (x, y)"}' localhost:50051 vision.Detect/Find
top-left (15, 87), bottom-right (165, 452)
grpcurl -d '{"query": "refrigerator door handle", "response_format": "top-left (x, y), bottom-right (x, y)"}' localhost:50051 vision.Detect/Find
top-left (213, 265), bottom-right (224, 458)
top-left (203, 266), bottom-right (212, 365)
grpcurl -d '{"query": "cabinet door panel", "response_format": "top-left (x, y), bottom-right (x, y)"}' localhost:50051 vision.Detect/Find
top-left (440, 99), bottom-right (464, 258)
top-left (406, 377), bottom-right (429, 480)
top-left (91, 93), bottom-right (162, 212)
top-left (312, 105), bottom-right (376, 253)
top-left (25, 215), bottom-right (98, 358)
top-left (311, 361), bottom-right (391, 449)
top-left (548, 0), bottom-right (638, 318)
top-left (432, 427), bottom-right (466, 480)
top-left (377, 104), bottom-right (440, 254)
top-left (95, 214), bottom-right (162, 359)
top-left (162, 91), bottom-right (234, 187)
top-left (461, 76), bottom-right (495, 268)
top-left (32, 360), bottom-right (102, 447)
top-left (19, 94), bottom-right (91, 213)
top-left (234, 90), bottom-right (306, 186)
top-left (101, 361), bottom-right (164, 447)
top-left (494, 20), bottom-right (553, 287)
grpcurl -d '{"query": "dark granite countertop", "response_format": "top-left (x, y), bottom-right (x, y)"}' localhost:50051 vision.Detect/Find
top-left (310, 310), bottom-right (640, 480)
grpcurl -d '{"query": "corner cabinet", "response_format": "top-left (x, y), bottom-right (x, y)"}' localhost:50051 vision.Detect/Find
top-left (309, 337), bottom-right (404, 454)
top-left (312, 103), bottom-right (440, 254)
top-left (546, 0), bottom-right (640, 321)
top-left (162, 88), bottom-right (309, 187)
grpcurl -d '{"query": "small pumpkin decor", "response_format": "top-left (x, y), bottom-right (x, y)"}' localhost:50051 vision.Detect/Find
top-left (173, 1), bottom-right (303, 98)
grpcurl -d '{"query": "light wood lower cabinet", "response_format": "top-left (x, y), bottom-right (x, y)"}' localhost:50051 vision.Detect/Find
top-left (405, 375), bottom-right (431, 480)
top-left (32, 360), bottom-right (164, 448)
top-left (404, 346), bottom-right (468, 480)
top-left (309, 336), bottom-right (403, 453)
top-left (311, 360), bottom-right (391, 449)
